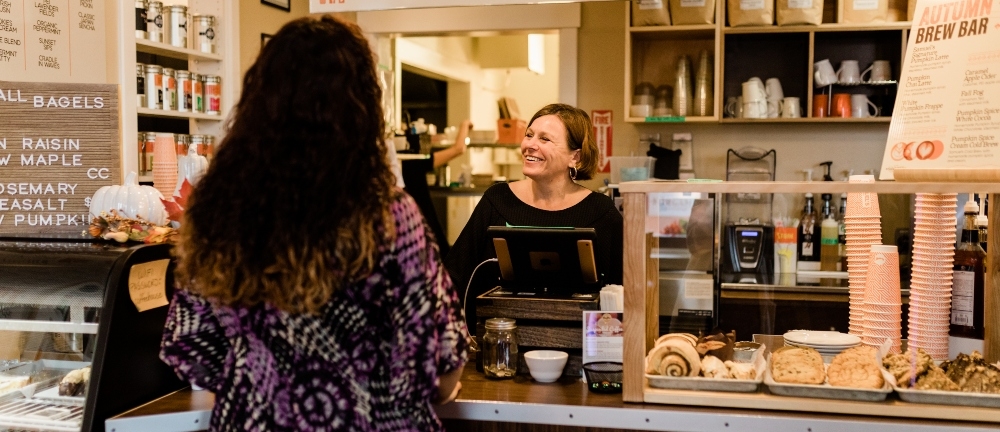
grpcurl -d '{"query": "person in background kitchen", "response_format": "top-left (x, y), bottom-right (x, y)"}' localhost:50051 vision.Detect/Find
top-left (401, 119), bottom-right (473, 257)
top-left (445, 103), bottom-right (623, 333)
top-left (159, 15), bottom-right (468, 432)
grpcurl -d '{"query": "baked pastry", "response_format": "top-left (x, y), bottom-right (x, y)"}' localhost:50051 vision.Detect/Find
top-left (941, 351), bottom-right (1000, 393)
top-left (700, 355), bottom-right (729, 379)
top-left (725, 361), bottom-right (756, 380)
top-left (59, 366), bottom-right (91, 397)
top-left (915, 366), bottom-right (960, 391)
top-left (827, 346), bottom-right (885, 389)
top-left (654, 333), bottom-right (698, 348)
top-left (0, 375), bottom-right (29, 394)
top-left (770, 346), bottom-right (825, 385)
top-left (646, 339), bottom-right (701, 377)
top-left (883, 348), bottom-right (935, 387)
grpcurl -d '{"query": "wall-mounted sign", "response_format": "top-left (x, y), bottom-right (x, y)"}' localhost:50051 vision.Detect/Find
top-left (880, 0), bottom-right (1000, 180)
top-left (311, 0), bottom-right (614, 13)
top-left (592, 110), bottom-right (612, 173)
top-left (0, 80), bottom-right (120, 237)
top-left (0, 0), bottom-right (107, 84)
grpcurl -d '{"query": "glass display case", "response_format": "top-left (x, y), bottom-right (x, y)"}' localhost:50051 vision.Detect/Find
top-left (0, 241), bottom-right (184, 432)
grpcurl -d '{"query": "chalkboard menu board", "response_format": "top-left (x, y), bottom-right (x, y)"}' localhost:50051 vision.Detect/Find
top-left (0, 80), bottom-right (120, 237)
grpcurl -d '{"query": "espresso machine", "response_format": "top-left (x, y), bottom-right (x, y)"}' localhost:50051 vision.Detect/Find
top-left (719, 147), bottom-right (776, 284)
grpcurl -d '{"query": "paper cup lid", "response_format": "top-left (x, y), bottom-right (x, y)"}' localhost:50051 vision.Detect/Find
top-left (849, 175), bottom-right (876, 183)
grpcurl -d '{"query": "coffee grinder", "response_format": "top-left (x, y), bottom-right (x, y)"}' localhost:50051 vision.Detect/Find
top-left (720, 147), bottom-right (776, 284)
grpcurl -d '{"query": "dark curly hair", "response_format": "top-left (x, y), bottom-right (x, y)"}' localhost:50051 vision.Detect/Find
top-left (175, 15), bottom-right (396, 315)
top-left (527, 104), bottom-right (599, 180)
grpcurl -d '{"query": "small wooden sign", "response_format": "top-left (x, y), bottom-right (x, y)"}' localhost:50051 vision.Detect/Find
top-left (127, 259), bottom-right (170, 312)
top-left (0, 80), bottom-right (120, 237)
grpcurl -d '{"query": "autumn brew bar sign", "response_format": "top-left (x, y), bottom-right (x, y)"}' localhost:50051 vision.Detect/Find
top-left (880, 0), bottom-right (1000, 179)
top-left (0, 80), bottom-right (120, 237)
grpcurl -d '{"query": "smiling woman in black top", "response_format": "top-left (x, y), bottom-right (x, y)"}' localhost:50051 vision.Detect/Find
top-left (445, 104), bottom-right (623, 330)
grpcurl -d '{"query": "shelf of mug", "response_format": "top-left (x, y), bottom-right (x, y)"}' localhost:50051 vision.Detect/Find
top-left (136, 39), bottom-right (222, 62)
top-left (626, 116), bottom-right (718, 123)
top-left (719, 117), bottom-right (891, 123)
top-left (723, 21), bottom-right (912, 34)
top-left (137, 107), bottom-right (223, 121)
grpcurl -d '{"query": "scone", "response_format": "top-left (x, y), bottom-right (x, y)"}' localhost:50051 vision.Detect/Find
top-left (771, 346), bottom-right (825, 385)
top-left (827, 346), bottom-right (885, 389)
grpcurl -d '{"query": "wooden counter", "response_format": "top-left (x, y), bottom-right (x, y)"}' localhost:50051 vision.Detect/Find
top-left (106, 363), bottom-right (1000, 432)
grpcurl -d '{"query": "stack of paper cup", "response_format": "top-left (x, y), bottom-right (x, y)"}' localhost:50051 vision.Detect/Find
top-left (861, 245), bottom-right (902, 353)
top-left (907, 192), bottom-right (958, 360)
top-left (153, 133), bottom-right (179, 198)
top-left (844, 175), bottom-right (883, 335)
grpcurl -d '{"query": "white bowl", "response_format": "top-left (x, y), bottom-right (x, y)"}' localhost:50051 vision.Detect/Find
top-left (524, 350), bottom-right (568, 383)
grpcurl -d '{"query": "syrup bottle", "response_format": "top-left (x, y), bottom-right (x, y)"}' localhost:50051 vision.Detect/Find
top-left (951, 198), bottom-right (986, 339)
top-left (798, 193), bottom-right (820, 263)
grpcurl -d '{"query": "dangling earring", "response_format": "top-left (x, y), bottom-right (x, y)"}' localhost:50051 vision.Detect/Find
top-left (568, 166), bottom-right (578, 181)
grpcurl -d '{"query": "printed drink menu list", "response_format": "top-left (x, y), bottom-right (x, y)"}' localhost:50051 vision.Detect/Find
top-left (0, 0), bottom-right (107, 84)
top-left (880, 0), bottom-right (1000, 180)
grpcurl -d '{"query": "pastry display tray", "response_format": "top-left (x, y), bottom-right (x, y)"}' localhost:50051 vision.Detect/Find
top-left (764, 366), bottom-right (894, 402)
top-left (645, 348), bottom-right (766, 393)
top-left (893, 385), bottom-right (1000, 408)
top-left (0, 360), bottom-right (90, 432)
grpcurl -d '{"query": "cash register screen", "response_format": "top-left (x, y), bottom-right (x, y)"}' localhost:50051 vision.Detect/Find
top-left (487, 226), bottom-right (600, 294)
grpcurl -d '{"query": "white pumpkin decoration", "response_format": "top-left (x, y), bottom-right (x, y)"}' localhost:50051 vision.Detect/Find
top-left (175, 145), bottom-right (209, 196)
top-left (89, 172), bottom-right (169, 226)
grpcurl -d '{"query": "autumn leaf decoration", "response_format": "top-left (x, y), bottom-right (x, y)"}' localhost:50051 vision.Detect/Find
top-left (162, 179), bottom-right (194, 223)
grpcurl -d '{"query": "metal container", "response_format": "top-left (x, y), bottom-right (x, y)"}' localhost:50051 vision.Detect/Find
top-left (176, 133), bottom-right (191, 156)
top-left (191, 73), bottom-right (204, 113)
top-left (203, 75), bottom-right (221, 115)
top-left (137, 132), bottom-right (146, 174)
top-left (141, 132), bottom-right (157, 174)
top-left (143, 64), bottom-right (162, 109)
top-left (161, 67), bottom-right (176, 110)
top-left (136, 63), bottom-right (146, 107)
top-left (176, 70), bottom-right (191, 112)
top-left (482, 318), bottom-right (518, 379)
top-left (167, 5), bottom-right (188, 48)
top-left (190, 134), bottom-right (205, 156)
top-left (134, 0), bottom-right (148, 39)
top-left (192, 14), bottom-right (216, 54)
top-left (204, 135), bottom-right (215, 160)
top-left (145, 1), bottom-right (164, 43)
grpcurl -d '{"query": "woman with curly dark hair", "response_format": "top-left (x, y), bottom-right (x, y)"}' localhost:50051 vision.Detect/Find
top-left (160, 15), bottom-right (468, 431)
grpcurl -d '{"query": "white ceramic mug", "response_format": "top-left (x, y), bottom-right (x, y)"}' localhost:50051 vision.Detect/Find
top-left (862, 60), bottom-right (892, 82)
top-left (630, 104), bottom-right (652, 118)
top-left (814, 59), bottom-right (837, 87)
top-left (838, 60), bottom-right (861, 84)
top-left (850, 94), bottom-right (879, 118)
top-left (765, 78), bottom-right (784, 101)
top-left (767, 99), bottom-right (781, 118)
top-left (725, 96), bottom-right (743, 118)
top-left (742, 80), bottom-right (766, 102)
top-left (781, 97), bottom-right (802, 118)
top-left (743, 98), bottom-right (767, 119)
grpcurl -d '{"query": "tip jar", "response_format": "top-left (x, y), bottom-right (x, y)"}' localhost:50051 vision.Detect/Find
top-left (482, 318), bottom-right (519, 379)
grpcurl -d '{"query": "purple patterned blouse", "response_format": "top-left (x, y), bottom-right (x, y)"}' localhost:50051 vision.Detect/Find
top-left (160, 192), bottom-right (469, 431)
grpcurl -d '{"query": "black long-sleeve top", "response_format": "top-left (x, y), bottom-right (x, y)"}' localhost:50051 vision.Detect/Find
top-left (444, 183), bottom-right (623, 328)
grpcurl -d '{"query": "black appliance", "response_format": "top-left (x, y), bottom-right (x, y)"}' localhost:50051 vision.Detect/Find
top-left (720, 223), bottom-right (775, 284)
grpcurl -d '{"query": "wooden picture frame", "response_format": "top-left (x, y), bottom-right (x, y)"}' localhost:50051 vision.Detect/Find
top-left (261, 0), bottom-right (290, 12)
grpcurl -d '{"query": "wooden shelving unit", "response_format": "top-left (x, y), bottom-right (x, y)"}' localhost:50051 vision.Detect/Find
top-left (136, 39), bottom-right (223, 62)
top-left (137, 107), bottom-right (224, 121)
top-left (625, 2), bottom-right (911, 124)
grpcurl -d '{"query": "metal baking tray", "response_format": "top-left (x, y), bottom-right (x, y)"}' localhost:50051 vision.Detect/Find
top-left (764, 357), bottom-right (895, 402)
top-left (645, 346), bottom-right (766, 393)
top-left (0, 360), bottom-right (90, 402)
top-left (893, 384), bottom-right (1000, 408)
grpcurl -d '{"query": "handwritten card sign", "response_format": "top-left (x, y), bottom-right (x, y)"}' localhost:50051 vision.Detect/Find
top-left (0, 80), bottom-right (120, 237)
top-left (0, 0), bottom-right (108, 84)
top-left (128, 259), bottom-right (170, 312)
top-left (880, 0), bottom-right (1000, 180)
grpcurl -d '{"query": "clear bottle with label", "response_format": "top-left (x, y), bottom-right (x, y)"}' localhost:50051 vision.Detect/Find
top-left (482, 318), bottom-right (518, 379)
top-left (819, 194), bottom-right (839, 271)
top-left (951, 199), bottom-right (986, 339)
top-left (798, 193), bottom-right (820, 262)
top-left (838, 193), bottom-right (848, 271)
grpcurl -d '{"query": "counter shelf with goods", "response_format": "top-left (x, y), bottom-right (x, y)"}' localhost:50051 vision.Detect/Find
top-left (626, 2), bottom-right (909, 124)
top-left (620, 181), bottom-right (1000, 423)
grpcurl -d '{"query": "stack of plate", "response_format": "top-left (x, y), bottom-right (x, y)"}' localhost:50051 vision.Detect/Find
top-left (783, 330), bottom-right (862, 358)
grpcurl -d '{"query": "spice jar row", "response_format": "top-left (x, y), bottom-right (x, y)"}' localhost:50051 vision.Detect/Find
top-left (135, 0), bottom-right (217, 54)
top-left (137, 63), bottom-right (221, 115)
top-left (138, 132), bottom-right (215, 176)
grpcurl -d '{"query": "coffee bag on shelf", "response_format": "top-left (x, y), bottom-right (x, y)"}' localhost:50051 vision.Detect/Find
top-left (670, 0), bottom-right (717, 24)
top-left (842, 0), bottom-right (888, 23)
top-left (728, 0), bottom-right (775, 26)
top-left (633, 0), bottom-right (672, 26)
top-left (776, 0), bottom-right (823, 25)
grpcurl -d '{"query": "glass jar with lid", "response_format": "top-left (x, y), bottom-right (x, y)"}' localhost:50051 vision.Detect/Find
top-left (482, 318), bottom-right (518, 379)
